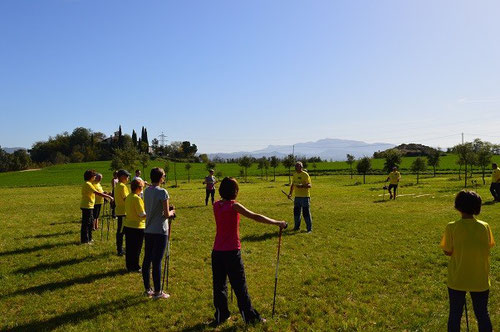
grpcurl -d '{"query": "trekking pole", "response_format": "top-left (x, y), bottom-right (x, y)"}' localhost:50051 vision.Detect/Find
top-left (161, 218), bottom-right (173, 292)
top-left (272, 222), bottom-right (287, 318)
top-left (464, 295), bottom-right (469, 332)
top-left (281, 190), bottom-right (292, 201)
top-left (101, 201), bottom-right (105, 241)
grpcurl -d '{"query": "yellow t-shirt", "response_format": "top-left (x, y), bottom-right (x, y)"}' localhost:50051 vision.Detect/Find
top-left (388, 171), bottom-right (401, 185)
top-left (124, 193), bottom-right (146, 229)
top-left (94, 182), bottom-right (104, 205)
top-left (80, 181), bottom-right (97, 209)
top-left (292, 171), bottom-right (311, 198)
top-left (440, 218), bottom-right (495, 292)
top-left (115, 182), bottom-right (129, 216)
top-left (492, 168), bottom-right (500, 183)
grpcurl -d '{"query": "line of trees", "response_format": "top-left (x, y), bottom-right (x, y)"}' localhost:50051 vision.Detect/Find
top-left (18, 125), bottom-right (200, 170)
top-left (352, 138), bottom-right (498, 186)
top-left (0, 147), bottom-right (32, 172)
top-left (451, 139), bottom-right (497, 187)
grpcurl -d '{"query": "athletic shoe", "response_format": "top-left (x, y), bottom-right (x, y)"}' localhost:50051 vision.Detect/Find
top-left (144, 289), bottom-right (154, 298)
top-left (117, 251), bottom-right (124, 256)
top-left (247, 317), bottom-right (266, 325)
top-left (128, 268), bottom-right (142, 273)
top-left (307, 230), bottom-right (312, 234)
top-left (153, 291), bottom-right (170, 299)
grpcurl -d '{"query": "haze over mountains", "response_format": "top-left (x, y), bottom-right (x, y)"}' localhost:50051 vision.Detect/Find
top-left (208, 138), bottom-right (395, 161)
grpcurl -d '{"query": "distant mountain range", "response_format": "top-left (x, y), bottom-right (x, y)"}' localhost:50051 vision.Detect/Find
top-left (2, 147), bottom-right (26, 154)
top-left (208, 138), bottom-right (395, 161)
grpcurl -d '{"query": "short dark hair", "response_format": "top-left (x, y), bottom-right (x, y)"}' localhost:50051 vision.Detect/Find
top-left (84, 169), bottom-right (96, 181)
top-left (150, 167), bottom-right (165, 183)
top-left (131, 179), bottom-right (144, 192)
top-left (493, 163), bottom-right (498, 168)
top-left (455, 190), bottom-right (482, 215)
top-left (219, 177), bottom-right (239, 200)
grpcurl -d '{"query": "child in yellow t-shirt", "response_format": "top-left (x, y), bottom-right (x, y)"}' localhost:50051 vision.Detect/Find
top-left (440, 190), bottom-right (495, 331)
top-left (115, 169), bottom-right (130, 255)
top-left (80, 170), bottom-right (113, 244)
top-left (123, 179), bottom-right (146, 272)
top-left (92, 173), bottom-right (106, 231)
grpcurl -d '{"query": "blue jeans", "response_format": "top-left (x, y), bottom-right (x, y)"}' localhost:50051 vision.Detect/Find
top-left (142, 233), bottom-right (167, 292)
top-left (448, 288), bottom-right (492, 332)
top-left (294, 197), bottom-right (312, 231)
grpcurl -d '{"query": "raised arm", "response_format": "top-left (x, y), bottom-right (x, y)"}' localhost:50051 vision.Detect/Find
top-left (232, 202), bottom-right (286, 228)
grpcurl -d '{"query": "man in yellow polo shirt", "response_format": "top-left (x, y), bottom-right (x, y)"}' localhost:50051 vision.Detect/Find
top-left (123, 179), bottom-right (146, 272)
top-left (115, 169), bottom-right (130, 256)
top-left (288, 162), bottom-right (312, 233)
top-left (490, 163), bottom-right (500, 201)
top-left (386, 167), bottom-right (401, 200)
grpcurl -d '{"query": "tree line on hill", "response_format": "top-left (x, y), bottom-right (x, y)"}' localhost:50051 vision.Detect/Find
top-left (0, 126), bottom-right (200, 172)
top-left (353, 139), bottom-right (499, 186)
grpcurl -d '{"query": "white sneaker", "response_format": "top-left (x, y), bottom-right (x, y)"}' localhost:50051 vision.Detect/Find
top-left (154, 291), bottom-right (170, 299)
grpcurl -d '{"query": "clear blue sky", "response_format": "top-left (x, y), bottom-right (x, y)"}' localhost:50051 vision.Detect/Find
top-left (1, 0), bottom-right (499, 153)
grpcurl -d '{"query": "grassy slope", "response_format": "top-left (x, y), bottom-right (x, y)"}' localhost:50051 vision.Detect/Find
top-left (0, 174), bottom-right (498, 331)
top-left (1, 154), bottom-right (499, 188)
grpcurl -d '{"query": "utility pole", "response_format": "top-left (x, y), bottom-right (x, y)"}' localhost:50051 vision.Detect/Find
top-left (292, 145), bottom-right (295, 158)
top-left (462, 133), bottom-right (464, 144)
top-left (159, 132), bottom-right (167, 147)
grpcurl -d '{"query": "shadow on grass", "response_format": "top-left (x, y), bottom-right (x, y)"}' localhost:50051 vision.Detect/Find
top-left (13, 252), bottom-right (111, 275)
top-left (373, 199), bottom-right (390, 204)
top-left (241, 230), bottom-right (299, 242)
top-left (182, 205), bottom-right (206, 209)
top-left (6, 269), bottom-right (127, 298)
top-left (0, 241), bottom-right (77, 257)
top-left (8, 295), bottom-right (143, 332)
top-left (49, 220), bottom-right (79, 226)
top-left (482, 201), bottom-right (498, 206)
top-left (21, 230), bottom-right (76, 239)
top-left (181, 322), bottom-right (240, 332)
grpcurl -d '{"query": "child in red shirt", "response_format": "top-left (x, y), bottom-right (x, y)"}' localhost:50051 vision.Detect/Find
top-left (211, 177), bottom-right (286, 326)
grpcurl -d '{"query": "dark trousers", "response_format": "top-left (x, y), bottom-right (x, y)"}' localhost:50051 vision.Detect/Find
top-left (206, 189), bottom-right (215, 205)
top-left (447, 288), bottom-right (492, 332)
top-left (293, 197), bottom-right (312, 231)
top-left (80, 208), bottom-right (93, 243)
top-left (124, 226), bottom-right (144, 271)
top-left (388, 184), bottom-right (398, 198)
top-left (490, 183), bottom-right (500, 200)
top-left (93, 204), bottom-right (102, 220)
top-left (212, 250), bottom-right (261, 324)
top-left (142, 233), bottom-right (167, 292)
top-left (116, 216), bottom-right (125, 254)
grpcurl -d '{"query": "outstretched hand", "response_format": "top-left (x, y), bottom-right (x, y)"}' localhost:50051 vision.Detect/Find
top-left (278, 221), bottom-right (288, 229)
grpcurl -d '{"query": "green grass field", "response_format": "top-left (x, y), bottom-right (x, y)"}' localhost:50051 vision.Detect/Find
top-left (1, 154), bottom-right (499, 188)
top-left (1, 171), bottom-right (499, 331)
